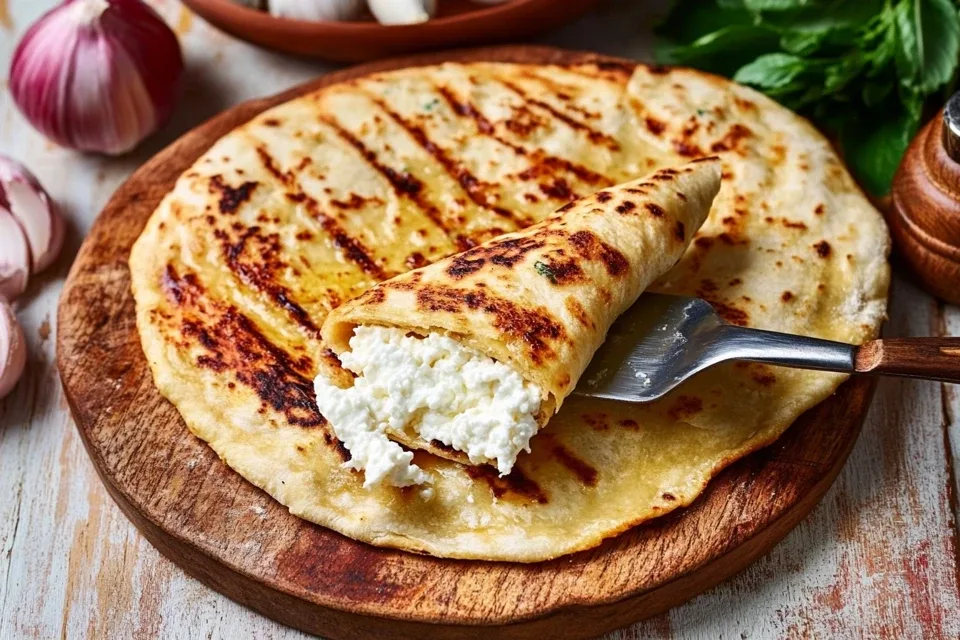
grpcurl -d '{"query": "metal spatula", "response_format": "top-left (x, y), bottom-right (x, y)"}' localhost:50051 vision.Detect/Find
top-left (574, 294), bottom-right (960, 403)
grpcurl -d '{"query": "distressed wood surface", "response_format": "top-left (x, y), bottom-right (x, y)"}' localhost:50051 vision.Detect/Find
top-left (2, 1), bottom-right (959, 638)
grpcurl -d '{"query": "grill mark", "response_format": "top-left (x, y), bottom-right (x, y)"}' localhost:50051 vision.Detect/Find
top-left (496, 77), bottom-right (621, 151)
top-left (465, 466), bottom-right (548, 504)
top-left (218, 308), bottom-right (323, 427)
top-left (255, 147), bottom-right (289, 185)
top-left (166, 268), bottom-right (323, 429)
top-left (299, 194), bottom-right (388, 281)
top-left (319, 114), bottom-right (469, 251)
top-left (551, 444), bottom-right (598, 486)
top-left (208, 175), bottom-right (258, 214)
top-left (252, 141), bottom-right (390, 280)
top-left (364, 94), bottom-right (523, 224)
top-left (413, 285), bottom-right (564, 365)
top-left (435, 84), bottom-right (610, 187)
top-left (162, 264), bottom-right (202, 306)
top-left (223, 227), bottom-right (323, 337)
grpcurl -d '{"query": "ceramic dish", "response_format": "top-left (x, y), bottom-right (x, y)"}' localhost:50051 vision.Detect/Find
top-left (182, 0), bottom-right (602, 61)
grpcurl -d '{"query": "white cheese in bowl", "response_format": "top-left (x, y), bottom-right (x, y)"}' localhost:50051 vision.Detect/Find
top-left (313, 325), bottom-right (542, 489)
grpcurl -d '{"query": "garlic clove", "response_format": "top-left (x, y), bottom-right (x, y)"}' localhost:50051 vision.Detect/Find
top-left (269, 0), bottom-right (366, 21)
top-left (367, 0), bottom-right (437, 25)
top-left (0, 208), bottom-right (30, 302)
top-left (0, 298), bottom-right (27, 400)
top-left (0, 155), bottom-right (64, 273)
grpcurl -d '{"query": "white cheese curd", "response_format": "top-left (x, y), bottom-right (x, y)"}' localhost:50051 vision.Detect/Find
top-left (313, 325), bottom-right (543, 488)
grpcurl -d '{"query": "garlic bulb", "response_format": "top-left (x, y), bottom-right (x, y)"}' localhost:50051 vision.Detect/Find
top-left (368, 0), bottom-right (437, 25)
top-left (9, 0), bottom-right (184, 155)
top-left (269, 0), bottom-right (365, 21)
top-left (0, 210), bottom-right (31, 302)
top-left (0, 300), bottom-right (27, 400)
top-left (0, 155), bottom-right (64, 274)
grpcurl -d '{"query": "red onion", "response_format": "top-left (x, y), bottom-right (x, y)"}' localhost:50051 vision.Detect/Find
top-left (9, 0), bottom-right (184, 155)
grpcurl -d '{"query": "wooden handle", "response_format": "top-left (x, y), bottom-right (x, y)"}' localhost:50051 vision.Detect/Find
top-left (855, 338), bottom-right (960, 383)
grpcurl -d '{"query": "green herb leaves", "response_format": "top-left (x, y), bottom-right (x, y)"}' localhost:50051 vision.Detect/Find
top-left (657, 0), bottom-right (960, 195)
top-left (895, 0), bottom-right (960, 92)
top-left (534, 261), bottom-right (557, 283)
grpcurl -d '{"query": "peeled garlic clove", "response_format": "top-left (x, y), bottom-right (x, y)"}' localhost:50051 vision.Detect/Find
top-left (9, 0), bottom-right (184, 155)
top-left (0, 210), bottom-right (30, 302)
top-left (0, 155), bottom-right (64, 274)
top-left (269, 0), bottom-right (365, 21)
top-left (368, 0), bottom-right (436, 25)
top-left (0, 299), bottom-right (27, 400)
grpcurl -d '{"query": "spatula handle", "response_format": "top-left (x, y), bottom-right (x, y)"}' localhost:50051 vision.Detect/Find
top-left (855, 338), bottom-right (960, 383)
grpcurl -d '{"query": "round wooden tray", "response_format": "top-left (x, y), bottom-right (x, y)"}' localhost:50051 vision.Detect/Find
top-left (182, 0), bottom-right (601, 62)
top-left (57, 46), bottom-right (876, 639)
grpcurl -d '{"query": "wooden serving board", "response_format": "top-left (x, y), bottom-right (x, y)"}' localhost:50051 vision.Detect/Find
top-left (57, 47), bottom-right (877, 640)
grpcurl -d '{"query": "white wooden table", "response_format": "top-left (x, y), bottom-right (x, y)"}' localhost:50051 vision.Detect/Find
top-left (1, 1), bottom-right (959, 637)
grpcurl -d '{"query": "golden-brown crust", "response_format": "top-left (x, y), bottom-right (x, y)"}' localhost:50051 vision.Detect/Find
top-left (128, 60), bottom-right (890, 562)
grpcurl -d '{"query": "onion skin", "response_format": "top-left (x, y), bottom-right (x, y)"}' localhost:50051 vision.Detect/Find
top-left (0, 300), bottom-right (27, 400)
top-left (0, 155), bottom-right (64, 273)
top-left (9, 0), bottom-right (184, 155)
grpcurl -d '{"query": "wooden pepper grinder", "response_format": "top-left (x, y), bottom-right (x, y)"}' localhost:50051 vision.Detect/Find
top-left (890, 93), bottom-right (960, 304)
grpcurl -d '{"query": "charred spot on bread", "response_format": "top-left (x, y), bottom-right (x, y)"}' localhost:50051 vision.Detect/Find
top-left (645, 203), bottom-right (665, 217)
top-left (551, 443), bottom-right (598, 486)
top-left (208, 175), bottom-right (258, 214)
top-left (668, 395), bottom-right (704, 421)
top-left (567, 230), bottom-right (629, 276)
top-left (414, 285), bottom-right (565, 364)
top-left (465, 465), bottom-right (548, 504)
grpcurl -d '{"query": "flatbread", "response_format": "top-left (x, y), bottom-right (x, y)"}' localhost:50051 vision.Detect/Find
top-left (129, 60), bottom-right (890, 562)
top-left (323, 159), bottom-right (721, 463)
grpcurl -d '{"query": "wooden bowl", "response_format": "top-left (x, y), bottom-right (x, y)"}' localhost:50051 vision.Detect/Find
top-left (181, 0), bottom-right (602, 62)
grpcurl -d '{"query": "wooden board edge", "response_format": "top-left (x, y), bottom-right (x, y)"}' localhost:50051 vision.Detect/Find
top-left (59, 363), bottom-right (876, 639)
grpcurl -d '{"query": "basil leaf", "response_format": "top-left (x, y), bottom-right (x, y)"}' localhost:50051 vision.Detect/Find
top-left (659, 25), bottom-right (781, 75)
top-left (895, 0), bottom-right (960, 92)
top-left (824, 56), bottom-right (866, 93)
top-left (733, 53), bottom-right (810, 88)
top-left (780, 30), bottom-right (828, 55)
top-left (744, 0), bottom-right (812, 11)
top-left (840, 92), bottom-right (924, 196)
top-left (656, 0), bottom-right (755, 44)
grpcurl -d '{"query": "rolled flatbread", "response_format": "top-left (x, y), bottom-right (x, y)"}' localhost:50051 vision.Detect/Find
top-left (317, 158), bottom-right (722, 484)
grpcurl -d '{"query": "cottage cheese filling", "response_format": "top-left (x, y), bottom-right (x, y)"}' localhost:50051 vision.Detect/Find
top-left (313, 326), bottom-right (543, 488)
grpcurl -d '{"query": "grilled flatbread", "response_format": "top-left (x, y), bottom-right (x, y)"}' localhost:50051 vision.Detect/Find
top-left (322, 159), bottom-right (721, 468)
top-left (129, 59), bottom-right (889, 562)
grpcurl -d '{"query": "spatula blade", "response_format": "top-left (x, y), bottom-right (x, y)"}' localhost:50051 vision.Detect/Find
top-left (574, 294), bottom-right (725, 403)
